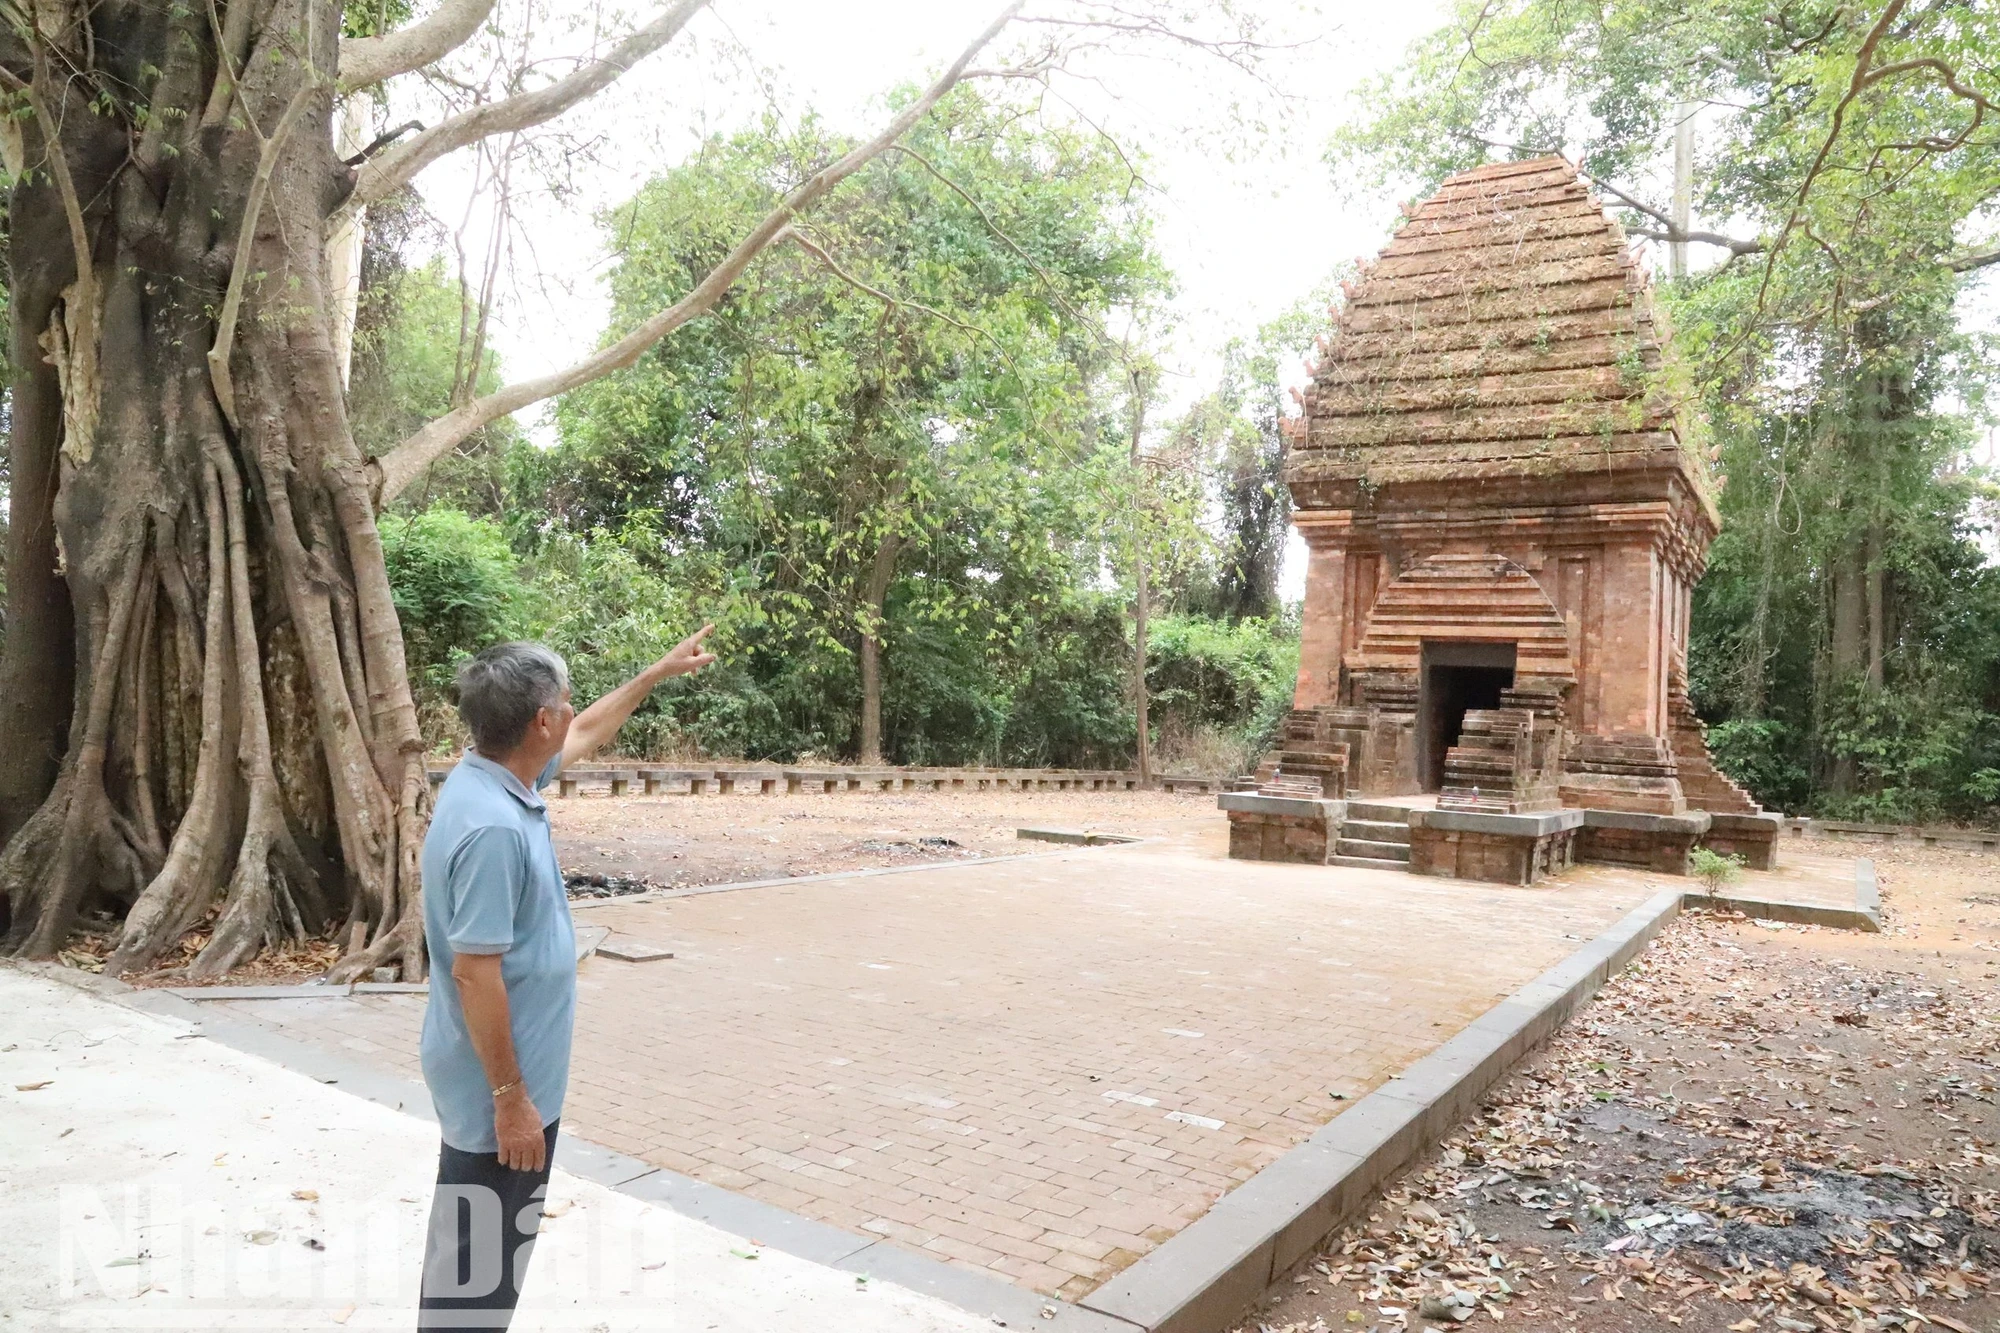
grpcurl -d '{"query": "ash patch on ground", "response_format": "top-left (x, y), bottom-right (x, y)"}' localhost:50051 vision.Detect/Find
top-left (562, 869), bottom-right (656, 899)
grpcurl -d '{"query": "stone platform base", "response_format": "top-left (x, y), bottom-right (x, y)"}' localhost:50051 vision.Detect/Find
top-left (1219, 792), bottom-right (1344, 864)
top-left (1578, 809), bottom-right (1712, 875)
top-left (1701, 810), bottom-right (1783, 871)
top-left (1407, 808), bottom-right (1583, 886)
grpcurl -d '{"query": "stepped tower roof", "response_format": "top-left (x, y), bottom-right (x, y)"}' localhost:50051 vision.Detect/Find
top-left (1287, 155), bottom-right (1715, 530)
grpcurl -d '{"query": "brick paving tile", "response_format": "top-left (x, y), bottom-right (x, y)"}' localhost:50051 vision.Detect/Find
top-left (207, 813), bottom-right (1671, 1299)
top-left (920, 1235), bottom-right (1007, 1269)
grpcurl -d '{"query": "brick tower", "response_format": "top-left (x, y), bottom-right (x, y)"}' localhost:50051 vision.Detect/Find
top-left (1232, 156), bottom-right (1778, 878)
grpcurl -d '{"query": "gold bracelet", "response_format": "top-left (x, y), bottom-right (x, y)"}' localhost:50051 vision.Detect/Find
top-left (491, 1080), bottom-right (521, 1099)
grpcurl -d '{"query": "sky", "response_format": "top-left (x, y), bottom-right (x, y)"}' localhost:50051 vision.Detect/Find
top-left (397, 0), bottom-right (1458, 599)
top-left (379, 0), bottom-right (2000, 588)
top-left (406, 0), bottom-right (1449, 433)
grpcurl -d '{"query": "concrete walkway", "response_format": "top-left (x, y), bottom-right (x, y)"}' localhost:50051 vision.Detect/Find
top-left (0, 967), bottom-right (994, 1333)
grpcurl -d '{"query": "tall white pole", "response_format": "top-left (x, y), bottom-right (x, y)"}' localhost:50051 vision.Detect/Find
top-left (1670, 101), bottom-right (1693, 280)
top-left (327, 97), bottom-right (371, 387)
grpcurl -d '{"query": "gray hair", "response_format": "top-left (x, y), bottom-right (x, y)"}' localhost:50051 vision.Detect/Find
top-left (456, 642), bottom-right (570, 753)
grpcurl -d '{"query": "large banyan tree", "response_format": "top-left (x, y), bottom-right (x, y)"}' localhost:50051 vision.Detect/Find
top-left (0, 0), bottom-right (1046, 979)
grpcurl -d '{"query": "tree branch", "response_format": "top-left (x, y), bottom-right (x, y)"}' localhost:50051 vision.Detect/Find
top-left (1743, 0), bottom-right (1907, 322)
top-left (1946, 245), bottom-right (2000, 273)
top-left (209, 83), bottom-right (317, 430)
top-left (351, 0), bottom-right (711, 207)
top-left (1627, 225), bottom-right (1765, 257)
top-left (371, 1), bottom-right (1026, 505)
top-left (784, 227), bottom-right (1020, 371)
top-left (1582, 171), bottom-right (1765, 255)
top-left (340, 0), bottom-right (498, 90)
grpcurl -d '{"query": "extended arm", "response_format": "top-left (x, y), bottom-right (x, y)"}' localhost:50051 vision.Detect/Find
top-left (559, 625), bottom-right (716, 772)
top-left (450, 952), bottom-right (545, 1171)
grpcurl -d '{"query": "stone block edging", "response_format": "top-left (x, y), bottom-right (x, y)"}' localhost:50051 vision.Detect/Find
top-left (1412, 807), bottom-right (1584, 837)
top-left (1075, 887), bottom-right (1686, 1333)
top-left (1784, 816), bottom-right (2000, 851)
top-left (1582, 808), bottom-right (1712, 834)
top-left (1074, 856), bottom-right (1881, 1333)
top-left (1016, 827), bottom-right (1145, 846)
top-left (1690, 855), bottom-right (1880, 932)
top-left (429, 761), bottom-right (1225, 798)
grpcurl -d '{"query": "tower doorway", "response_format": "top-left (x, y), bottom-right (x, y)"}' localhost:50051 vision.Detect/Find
top-left (1420, 641), bottom-right (1517, 791)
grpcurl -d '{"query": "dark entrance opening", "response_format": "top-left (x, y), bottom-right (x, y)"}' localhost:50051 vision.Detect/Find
top-left (1420, 641), bottom-right (1517, 791)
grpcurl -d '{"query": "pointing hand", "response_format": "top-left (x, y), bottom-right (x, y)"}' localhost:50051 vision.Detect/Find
top-left (656, 624), bottom-right (718, 678)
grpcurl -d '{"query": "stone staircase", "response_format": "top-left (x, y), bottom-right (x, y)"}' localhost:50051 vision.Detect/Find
top-left (1329, 801), bottom-right (1413, 871)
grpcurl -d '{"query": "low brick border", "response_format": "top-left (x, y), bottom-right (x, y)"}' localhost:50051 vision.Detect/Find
top-left (1784, 816), bottom-right (2000, 852)
top-left (428, 761), bottom-right (1228, 799)
top-left (9, 855), bottom-right (1878, 1333)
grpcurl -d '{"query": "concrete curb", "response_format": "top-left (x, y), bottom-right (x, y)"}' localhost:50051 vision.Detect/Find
top-left (1686, 855), bottom-right (1881, 933)
top-left (1016, 827), bottom-right (1144, 846)
top-left (11, 960), bottom-right (1139, 1333)
top-left (1076, 889), bottom-right (1686, 1333)
top-left (1072, 854), bottom-right (1882, 1333)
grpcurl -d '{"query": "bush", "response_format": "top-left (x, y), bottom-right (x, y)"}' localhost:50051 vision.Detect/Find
top-left (380, 507), bottom-right (525, 747)
top-left (1146, 612), bottom-right (1299, 774)
top-left (1689, 847), bottom-right (1745, 895)
top-left (998, 594), bottom-right (1136, 768)
top-left (519, 529), bottom-right (708, 758)
top-left (1705, 717), bottom-right (1812, 814)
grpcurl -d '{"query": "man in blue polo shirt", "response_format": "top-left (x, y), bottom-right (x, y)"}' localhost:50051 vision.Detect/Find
top-left (417, 630), bottom-right (714, 1330)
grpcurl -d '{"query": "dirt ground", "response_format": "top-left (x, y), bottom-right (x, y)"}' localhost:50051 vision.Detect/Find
top-left (1236, 837), bottom-right (2000, 1333)
top-left (545, 786), bottom-right (1217, 892)
top-left (56, 788), bottom-right (1218, 982)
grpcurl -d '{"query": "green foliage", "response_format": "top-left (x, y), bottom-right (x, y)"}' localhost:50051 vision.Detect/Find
top-left (370, 89), bottom-right (1311, 773)
top-left (514, 87), bottom-right (1181, 765)
top-left (515, 529), bottom-right (715, 758)
top-left (1688, 847), bottom-right (1743, 896)
top-left (341, 0), bottom-right (413, 41)
top-left (1702, 719), bottom-right (1810, 816)
top-left (1165, 286), bottom-right (1337, 621)
top-left (378, 506), bottom-right (523, 707)
top-left (1147, 612), bottom-right (1300, 774)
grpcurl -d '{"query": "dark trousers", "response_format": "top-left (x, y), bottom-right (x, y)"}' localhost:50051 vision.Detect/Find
top-left (417, 1120), bottom-right (560, 1331)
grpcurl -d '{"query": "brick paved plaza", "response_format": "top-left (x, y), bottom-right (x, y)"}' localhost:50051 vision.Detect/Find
top-left (204, 801), bottom-right (1851, 1300)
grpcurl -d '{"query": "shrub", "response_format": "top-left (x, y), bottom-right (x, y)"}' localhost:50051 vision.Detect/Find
top-left (380, 507), bottom-right (526, 748)
top-left (1689, 847), bottom-right (1745, 896)
top-left (1705, 718), bottom-right (1811, 814)
top-left (1147, 612), bottom-right (1299, 774)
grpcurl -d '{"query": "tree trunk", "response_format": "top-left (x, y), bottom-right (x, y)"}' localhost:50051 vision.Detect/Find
top-left (0, 250), bottom-right (77, 845)
top-left (1864, 521), bottom-right (1886, 690)
top-left (1828, 531), bottom-right (1866, 798)
top-left (1134, 543), bottom-right (1152, 785)
top-left (857, 533), bottom-right (901, 765)
top-left (1128, 375), bottom-right (1152, 786)
top-left (0, 0), bottom-right (431, 981)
